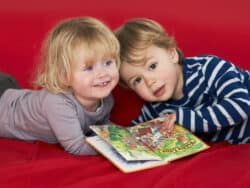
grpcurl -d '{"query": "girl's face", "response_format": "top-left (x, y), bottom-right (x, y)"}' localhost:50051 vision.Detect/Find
top-left (120, 45), bottom-right (183, 102)
top-left (68, 45), bottom-right (119, 110)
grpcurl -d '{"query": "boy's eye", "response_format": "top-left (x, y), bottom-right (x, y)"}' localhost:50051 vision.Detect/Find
top-left (149, 63), bottom-right (157, 70)
top-left (132, 77), bottom-right (142, 86)
top-left (83, 66), bottom-right (93, 71)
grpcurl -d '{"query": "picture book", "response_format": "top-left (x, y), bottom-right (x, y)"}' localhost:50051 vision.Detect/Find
top-left (86, 117), bottom-right (209, 173)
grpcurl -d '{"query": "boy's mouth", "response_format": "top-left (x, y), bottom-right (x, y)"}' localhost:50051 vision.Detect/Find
top-left (153, 85), bottom-right (165, 97)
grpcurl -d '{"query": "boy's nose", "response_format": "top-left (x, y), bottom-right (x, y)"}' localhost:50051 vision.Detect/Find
top-left (145, 76), bottom-right (156, 88)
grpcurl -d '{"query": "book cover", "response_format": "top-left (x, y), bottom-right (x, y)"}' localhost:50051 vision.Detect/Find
top-left (86, 117), bottom-right (209, 173)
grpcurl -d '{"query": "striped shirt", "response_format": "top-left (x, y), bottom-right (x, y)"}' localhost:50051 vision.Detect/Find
top-left (131, 55), bottom-right (250, 144)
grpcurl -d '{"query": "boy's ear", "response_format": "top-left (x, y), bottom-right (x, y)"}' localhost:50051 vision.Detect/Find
top-left (169, 48), bottom-right (179, 63)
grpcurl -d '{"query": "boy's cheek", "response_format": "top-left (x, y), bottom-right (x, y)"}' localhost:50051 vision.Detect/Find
top-left (135, 90), bottom-right (150, 101)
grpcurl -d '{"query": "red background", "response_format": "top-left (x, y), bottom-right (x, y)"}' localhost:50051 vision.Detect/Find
top-left (1, 0), bottom-right (250, 124)
top-left (0, 1), bottom-right (250, 187)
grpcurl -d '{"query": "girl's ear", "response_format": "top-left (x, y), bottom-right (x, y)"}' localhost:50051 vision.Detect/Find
top-left (59, 72), bottom-right (71, 87)
top-left (169, 48), bottom-right (179, 64)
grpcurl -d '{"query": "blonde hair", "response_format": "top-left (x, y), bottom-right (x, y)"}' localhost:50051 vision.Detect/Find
top-left (35, 17), bottom-right (120, 93)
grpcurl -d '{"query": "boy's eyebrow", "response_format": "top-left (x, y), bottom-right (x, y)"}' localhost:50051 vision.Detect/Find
top-left (127, 75), bottom-right (137, 84)
top-left (137, 56), bottom-right (153, 67)
top-left (146, 56), bottom-right (153, 60)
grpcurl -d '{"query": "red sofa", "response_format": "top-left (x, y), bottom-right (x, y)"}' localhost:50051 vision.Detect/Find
top-left (0, 1), bottom-right (250, 187)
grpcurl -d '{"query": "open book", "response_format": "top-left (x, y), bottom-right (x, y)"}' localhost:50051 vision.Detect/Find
top-left (86, 117), bottom-right (209, 173)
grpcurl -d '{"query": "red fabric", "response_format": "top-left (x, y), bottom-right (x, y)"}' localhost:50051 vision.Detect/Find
top-left (0, 0), bottom-right (250, 187)
top-left (0, 139), bottom-right (250, 188)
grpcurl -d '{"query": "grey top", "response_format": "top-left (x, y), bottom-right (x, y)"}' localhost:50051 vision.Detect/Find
top-left (0, 88), bottom-right (113, 155)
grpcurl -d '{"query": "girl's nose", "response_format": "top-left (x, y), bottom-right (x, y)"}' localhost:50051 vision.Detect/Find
top-left (94, 65), bottom-right (107, 78)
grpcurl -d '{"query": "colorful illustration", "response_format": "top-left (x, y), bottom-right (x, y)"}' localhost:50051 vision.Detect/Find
top-left (89, 117), bottom-right (209, 162)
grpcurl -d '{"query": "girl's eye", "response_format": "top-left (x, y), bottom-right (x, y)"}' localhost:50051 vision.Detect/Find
top-left (104, 60), bottom-right (114, 66)
top-left (83, 66), bottom-right (93, 71)
top-left (132, 77), bottom-right (142, 86)
top-left (149, 63), bottom-right (157, 70)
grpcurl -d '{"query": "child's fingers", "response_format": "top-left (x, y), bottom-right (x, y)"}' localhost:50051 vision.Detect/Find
top-left (161, 114), bottom-right (172, 129)
top-left (160, 114), bottom-right (170, 130)
top-left (161, 113), bottom-right (176, 135)
top-left (168, 113), bottom-right (177, 135)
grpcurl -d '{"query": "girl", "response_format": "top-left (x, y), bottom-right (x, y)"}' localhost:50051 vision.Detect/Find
top-left (0, 17), bottom-right (120, 155)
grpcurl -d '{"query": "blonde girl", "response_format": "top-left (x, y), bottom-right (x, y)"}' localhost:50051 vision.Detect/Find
top-left (0, 17), bottom-right (120, 155)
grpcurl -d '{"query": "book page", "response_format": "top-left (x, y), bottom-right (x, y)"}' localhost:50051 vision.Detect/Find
top-left (128, 117), bottom-right (209, 161)
top-left (86, 136), bottom-right (169, 173)
top-left (90, 125), bottom-right (161, 161)
top-left (90, 117), bottom-right (209, 162)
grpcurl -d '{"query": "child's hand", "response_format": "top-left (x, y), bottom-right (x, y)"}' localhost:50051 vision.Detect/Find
top-left (160, 113), bottom-right (176, 136)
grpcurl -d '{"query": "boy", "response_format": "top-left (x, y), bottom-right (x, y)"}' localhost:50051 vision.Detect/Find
top-left (115, 18), bottom-right (250, 144)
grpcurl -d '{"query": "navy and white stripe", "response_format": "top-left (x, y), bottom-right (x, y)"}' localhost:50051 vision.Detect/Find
top-left (131, 55), bottom-right (250, 144)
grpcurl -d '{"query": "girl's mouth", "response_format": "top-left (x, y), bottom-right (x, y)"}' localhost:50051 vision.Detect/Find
top-left (94, 80), bottom-right (111, 87)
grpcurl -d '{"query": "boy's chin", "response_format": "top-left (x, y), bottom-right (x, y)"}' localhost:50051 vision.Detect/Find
top-left (145, 97), bottom-right (169, 102)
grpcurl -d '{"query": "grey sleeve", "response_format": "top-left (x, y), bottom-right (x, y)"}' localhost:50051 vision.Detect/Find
top-left (43, 95), bottom-right (97, 155)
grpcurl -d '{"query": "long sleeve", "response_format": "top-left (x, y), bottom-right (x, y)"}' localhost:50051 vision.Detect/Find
top-left (131, 55), bottom-right (250, 143)
top-left (176, 58), bottom-right (250, 134)
top-left (43, 95), bottom-right (97, 155)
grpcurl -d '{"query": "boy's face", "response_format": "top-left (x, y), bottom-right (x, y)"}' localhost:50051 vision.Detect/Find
top-left (120, 45), bottom-right (183, 102)
top-left (68, 45), bottom-right (119, 108)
